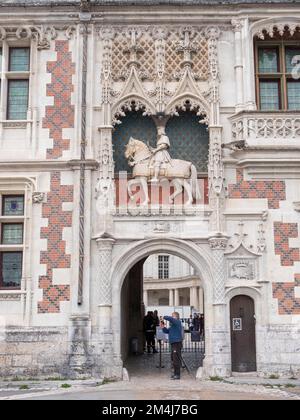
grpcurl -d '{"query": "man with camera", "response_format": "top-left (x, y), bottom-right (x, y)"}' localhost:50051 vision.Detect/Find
top-left (163, 312), bottom-right (184, 380)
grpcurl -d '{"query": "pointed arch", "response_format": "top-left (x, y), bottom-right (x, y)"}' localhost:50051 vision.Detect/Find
top-left (112, 95), bottom-right (156, 126)
top-left (166, 93), bottom-right (210, 124)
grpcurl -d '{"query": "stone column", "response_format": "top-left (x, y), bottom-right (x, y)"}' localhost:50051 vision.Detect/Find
top-left (232, 19), bottom-right (244, 111)
top-left (143, 290), bottom-right (148, 308)
top-left (190, 286), bottom-right (198, 310)
top-left (96, 237), bottom-right (115, 333)
top-left (169, 289), bottom-right (174, 307)
top-left (199, 287), bottom-right (204, 314)
top-left (174, 289), bottom-right (180, 307)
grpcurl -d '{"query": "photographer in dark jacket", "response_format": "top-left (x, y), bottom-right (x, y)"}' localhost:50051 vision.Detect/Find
top-left (163, 312), bottom-right (183, 380)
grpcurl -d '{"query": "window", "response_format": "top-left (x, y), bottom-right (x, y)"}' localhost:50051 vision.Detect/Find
top-left (158, 255), bottom-right (169, 280)
top-left (255, 41), bottom-right (300, 111)
top-left (9, 48), bottom-right (30, 72)
top-left (0, 46), bottom-right (30, 121)
top-left (0, 195), bottom-right (24, 289)
top-left (7, 80), bottom-right (29, 120)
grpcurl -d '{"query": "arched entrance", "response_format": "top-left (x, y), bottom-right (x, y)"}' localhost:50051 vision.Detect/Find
top-left (120, 253), bottom-right (205, 376)
top-left (230, 295), bottom-right (257, 373)
top-left (110, 238), bottom-right (215, 377)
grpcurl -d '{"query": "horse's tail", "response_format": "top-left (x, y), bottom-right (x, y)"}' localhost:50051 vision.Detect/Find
top-left (191, 164), bottom-right (201, 201)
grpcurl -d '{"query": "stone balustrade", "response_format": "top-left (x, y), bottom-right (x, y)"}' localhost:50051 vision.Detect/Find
top-left (230, 111), bottom-right (300, 144)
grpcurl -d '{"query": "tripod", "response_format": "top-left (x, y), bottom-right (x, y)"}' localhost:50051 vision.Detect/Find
top-left (156, 340), bottom-right (165, 369)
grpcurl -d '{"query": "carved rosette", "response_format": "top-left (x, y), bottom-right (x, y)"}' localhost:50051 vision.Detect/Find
top-left (96, 238), bottom-right (115, 306)
top-left (209, 236), bottom-right (228, 305)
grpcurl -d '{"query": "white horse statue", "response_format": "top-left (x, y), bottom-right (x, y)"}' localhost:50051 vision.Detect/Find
top-left (124, 137), bottom-right (201, 206)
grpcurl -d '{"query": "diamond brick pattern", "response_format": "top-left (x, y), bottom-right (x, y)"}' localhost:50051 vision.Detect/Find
top-left (43, 40), bottom-right (75, 159)
top-left (274, 222), bottom-right (300, 267)
top-left (228, 169), bottom-right (286, 209)
top-left (273, 274), bottom-right (300, 315)
top-left (38, 172), bottom-right (73, 314)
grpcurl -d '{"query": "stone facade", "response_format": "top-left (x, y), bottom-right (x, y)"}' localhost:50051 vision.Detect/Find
top-left (0, 0), bottom-right (300, 379)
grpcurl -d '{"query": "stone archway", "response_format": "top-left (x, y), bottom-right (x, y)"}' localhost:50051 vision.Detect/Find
top-left (110, 238), bottom-right (217, 377)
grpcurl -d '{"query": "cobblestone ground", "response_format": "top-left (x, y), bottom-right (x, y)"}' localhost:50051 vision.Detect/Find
top-left (0, 355), bottom-right (299, 400)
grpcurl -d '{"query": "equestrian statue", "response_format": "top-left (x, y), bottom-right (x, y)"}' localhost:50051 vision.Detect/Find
top-left (124, 128), bottom-right (201, 206)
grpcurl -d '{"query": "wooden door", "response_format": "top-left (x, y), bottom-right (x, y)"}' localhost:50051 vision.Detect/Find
top-left (230, 295), bottom-right (257, 372)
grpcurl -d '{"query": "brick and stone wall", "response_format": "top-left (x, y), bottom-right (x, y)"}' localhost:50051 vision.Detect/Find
top-left (228, 169), bottom-right (286, 209)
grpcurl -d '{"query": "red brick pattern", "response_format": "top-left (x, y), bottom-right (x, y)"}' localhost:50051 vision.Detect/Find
top-left (38, 172), bottom-right (73, 313)
top-left (43, 40), bottom-right (75, 159)
top-left (273, 274), bottom-right (300, 315)
top-left (274, 222), bottom-right (300, 267)
top-left (228, 169), bottom-right (286, 209)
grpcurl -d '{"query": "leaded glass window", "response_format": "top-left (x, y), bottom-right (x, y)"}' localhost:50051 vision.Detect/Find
top-left (2, 196), bottom-right (24, 216)
top-left (113, 111), bottom-right (157, 173)
top-left (259, 81), bottom-right (280, 111)
top-left (0, 252), bottom-right (22, 288)
top-left (9, 48), bottom-right (30, 72)
top-left (0, 195), bottom-right (24, 290)
top-left (256, 38), bottom-right (300, 111)
top-left (285, 47), bottom-right (300, 74)
top-left (287, 81), bottom-right (300, 110)
top-left (7, 80), bottom-right (29, 120)
top-left (258, 48), bottom-right (279, 73)
top-left (166, 112), bottom-right (209, 173)
top-left (2, 224), bottom-right (23, 245)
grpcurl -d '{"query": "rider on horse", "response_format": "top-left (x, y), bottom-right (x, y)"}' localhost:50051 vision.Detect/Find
top-left (150, 128), bottom-right (172, 183)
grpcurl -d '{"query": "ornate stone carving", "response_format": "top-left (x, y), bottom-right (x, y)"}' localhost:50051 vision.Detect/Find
top-left (231, 19), bottom-right (243, 33)
top-left (112, 99), bottom-right (153, 126)
top-left (209, 237), bottom-right (228, 251)
top-left (32, 192), bottom-right (46, 204)
top-left (209, 127), bottom-right (224, 196)
top-left (228, 260), bottom-right (255, 281)
top-left (16, 25), bottom-right (57, 50)
top-left (176, 26), bottom-right (198, 68)
top-left (231, 113), bottom-right (300, 141)
top-left (253, 21), bottom-right (300, 40)
top-left (99, 27), bottom-right (115, 106)
top-left (2, 121), bottom-right (27, 129)
top-left (257, 223), bottom-right (267, 253)
top-left (205, 26), bottom-right (221, 106)
top-left (0, 293), bottom-right (22, 301)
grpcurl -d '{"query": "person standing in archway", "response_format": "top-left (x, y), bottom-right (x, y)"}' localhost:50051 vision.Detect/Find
top-left (143, 311), bottom-right (157, 354)
top-left (163, 312), bottom-right (184, 380)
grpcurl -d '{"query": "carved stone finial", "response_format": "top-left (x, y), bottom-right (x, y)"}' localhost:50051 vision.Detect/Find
top-left (32, 192), bottom-right (46, 204)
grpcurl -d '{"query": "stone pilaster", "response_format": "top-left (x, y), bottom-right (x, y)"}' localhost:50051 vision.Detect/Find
top-left (231, 19), bottom-right (244, 111)
top-left (209, 236), bottom-right (228, 305)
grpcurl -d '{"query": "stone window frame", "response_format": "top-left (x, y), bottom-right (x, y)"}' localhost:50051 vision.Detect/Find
top-left (255, 38), bottom-right (300, 111)
top-left (0, 37), bottom-right (34, 128)
top-left (0, 178), bottom-right (34, 304)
